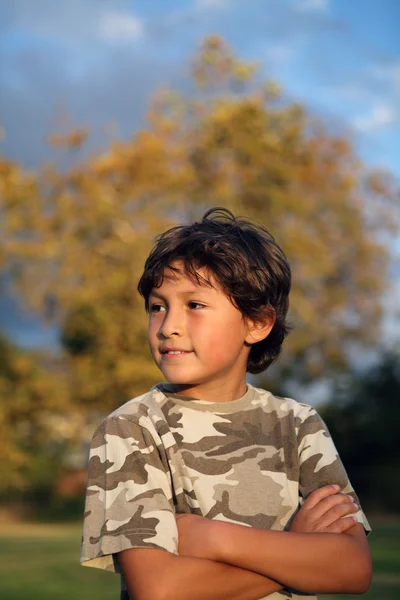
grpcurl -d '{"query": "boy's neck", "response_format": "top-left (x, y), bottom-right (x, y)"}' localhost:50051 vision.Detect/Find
top-left (164, 380), bottom-right (248, 403)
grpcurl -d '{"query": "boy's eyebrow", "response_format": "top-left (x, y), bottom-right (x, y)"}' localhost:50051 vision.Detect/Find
top-left (149, 289), bottom-right (210, 300)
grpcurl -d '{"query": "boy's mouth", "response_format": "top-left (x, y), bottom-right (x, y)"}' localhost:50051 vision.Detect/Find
top-left (160, 347), bottom-right (192, 356)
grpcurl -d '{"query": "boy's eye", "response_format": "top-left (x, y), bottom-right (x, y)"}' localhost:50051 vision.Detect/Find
top-left (188, 302), bottom-right (205, 309)
top-left (149, 304), bottom-right (166, 313)
top-left (149, 302), bottom-right (205, 312)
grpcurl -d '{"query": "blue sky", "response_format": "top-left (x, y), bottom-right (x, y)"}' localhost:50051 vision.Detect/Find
top-left (1, 0), bottom-right (399, 172)
top-left (0, 0), bottom-right (399, 348)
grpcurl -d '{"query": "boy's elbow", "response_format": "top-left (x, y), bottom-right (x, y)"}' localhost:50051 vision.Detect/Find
top-left (342, 545), bottom-right (372, 594)
top-left (351, 557), bottom-right (372, 594)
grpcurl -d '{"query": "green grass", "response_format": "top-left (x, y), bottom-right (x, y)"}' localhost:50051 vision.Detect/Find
top-left (0, 520), bottom-right (399, 599)
top-left (0, 524), bottom-right (118, 600)
top-left (323, 520), bottom-right (400, 600)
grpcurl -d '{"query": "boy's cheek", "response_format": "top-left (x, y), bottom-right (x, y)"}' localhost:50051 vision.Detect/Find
top-left (147, 327), bottom-right (159, 354)
top-left (202, 325), bottom-right (245, 356)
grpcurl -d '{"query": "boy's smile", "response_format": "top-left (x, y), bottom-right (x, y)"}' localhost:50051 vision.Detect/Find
top-left (147, 260), bottom-right (259, 402)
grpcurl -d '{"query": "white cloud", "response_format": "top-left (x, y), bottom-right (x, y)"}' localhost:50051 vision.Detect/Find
top-left (353, 103), bottom-right (398, 132)
top-left (195, 0), bottom-right (229, 9)
top-left (98, 11), bottom-right (143, 42)
top-left (0, 1), bottom-right (145, 46)
top-left (264, 43), bottom-right (294, 65)
top-left (334, 82), bottom-right (366, 101)
top-left (369, 62), bottom-right (400, 95)
top-left (328, 62), bottom-right (400, 116)
top-left (295, 0), bottom-right (329, 12)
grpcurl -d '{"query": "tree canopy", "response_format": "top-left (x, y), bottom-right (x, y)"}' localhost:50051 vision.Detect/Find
top-left (321, 351), bottom-right (400, 512)
top-left (1, 35), bottom-right (398, 418)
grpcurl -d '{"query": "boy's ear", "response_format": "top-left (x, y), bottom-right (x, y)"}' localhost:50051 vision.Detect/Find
top-left (245, 312), bottom-right (275, 345)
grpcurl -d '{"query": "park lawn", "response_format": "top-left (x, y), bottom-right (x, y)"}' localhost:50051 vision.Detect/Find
top-left (0, 523), bottom-right (118, 600)
top-left (0, 520), bottom-right (399, 600)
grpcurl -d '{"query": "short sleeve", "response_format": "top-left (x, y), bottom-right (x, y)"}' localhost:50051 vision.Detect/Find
top-left (297, 404), bottom-right (371, 535)
top-left (80, 415), bottom-right (179, 572)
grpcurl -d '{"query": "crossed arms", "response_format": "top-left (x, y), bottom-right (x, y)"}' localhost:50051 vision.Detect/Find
top-left (118, 485), bottom-right (372, 600)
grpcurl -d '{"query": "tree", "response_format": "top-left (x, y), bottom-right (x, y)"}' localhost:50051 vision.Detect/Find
top-left (0, 332), bottom-right (69, 494)
top-left (320, 351), bottom-right (400, 512)
top-left (1, 35), bottom-right (398, 416)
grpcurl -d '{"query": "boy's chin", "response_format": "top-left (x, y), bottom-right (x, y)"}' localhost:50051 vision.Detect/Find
top-left (162, 374), bottom-right (198, 386)
top-left (161, 381), bottom-right (200, 395)
top-left (160, 373), bottom-right (201, 390)
top-left (159, 368), bottom-right (198, 385)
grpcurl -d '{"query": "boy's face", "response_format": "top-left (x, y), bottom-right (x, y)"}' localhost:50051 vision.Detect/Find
top-left (147, 260), bottom-right (256, 400)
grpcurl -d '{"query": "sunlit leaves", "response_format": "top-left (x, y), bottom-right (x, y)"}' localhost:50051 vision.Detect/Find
top-left (1, 34), bottom-right (399, 411)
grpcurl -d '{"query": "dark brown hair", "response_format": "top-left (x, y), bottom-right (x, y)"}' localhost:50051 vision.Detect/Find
top-left (137, 207), bottom-right (291, 374)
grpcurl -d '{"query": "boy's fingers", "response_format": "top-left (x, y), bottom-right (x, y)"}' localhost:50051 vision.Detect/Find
top-left (316, 500), bottom-right (359, 527)
top-left (306, 492), bottom-right (355, 520)
top-left (303, 485), bottom-right (341, 509)
top-left (324, 516), bottom-right (358, 534)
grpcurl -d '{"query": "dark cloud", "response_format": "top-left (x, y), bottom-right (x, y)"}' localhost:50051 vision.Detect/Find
top-left (1, 38), bottom-right (179, 167)
top-left (0, 0), bottom-right (164, 165)
top-left (0, 0), bottom-right (352, 168)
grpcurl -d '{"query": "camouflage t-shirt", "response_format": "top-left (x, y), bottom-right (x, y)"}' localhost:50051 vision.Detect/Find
top-left (81, 383), bottom-right (371, 600)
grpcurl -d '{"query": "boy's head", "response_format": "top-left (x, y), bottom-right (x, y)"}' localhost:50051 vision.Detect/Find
top-left (138, 208), bottom-right (291, 383)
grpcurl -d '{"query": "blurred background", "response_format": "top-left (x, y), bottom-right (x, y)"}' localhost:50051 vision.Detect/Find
top-left (0, 0), bottom-right (399, 598)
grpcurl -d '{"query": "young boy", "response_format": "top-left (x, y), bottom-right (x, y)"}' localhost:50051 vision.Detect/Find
top-left (81, 207), bottom-right (372, 600)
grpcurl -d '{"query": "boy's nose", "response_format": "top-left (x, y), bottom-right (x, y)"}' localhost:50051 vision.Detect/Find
top-left (158, 311), bottom-right (184, 338)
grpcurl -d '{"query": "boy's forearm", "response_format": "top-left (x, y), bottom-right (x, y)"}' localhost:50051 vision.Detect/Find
top-left (162, 555), bottom-right (283, 600)
top-left (123, 552), bottom-right (283, 600)
top-left (212, 522), bottom-right (370, 594)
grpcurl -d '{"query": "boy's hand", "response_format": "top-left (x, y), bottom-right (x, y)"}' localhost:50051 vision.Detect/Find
top-left (290, 484), bottom-right (359, 534)
top-left (175, 484), bottom-right (358, 560)
top-left (175, 513), bottom-right (220, 561)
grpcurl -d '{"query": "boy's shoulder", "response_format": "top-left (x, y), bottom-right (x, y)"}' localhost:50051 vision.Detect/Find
top-left (106, 384), bottom-right (166, 418)
top-left (92, 385), bottom-right (168, 438)
top-left (252, 385), bottom-right (318, 421)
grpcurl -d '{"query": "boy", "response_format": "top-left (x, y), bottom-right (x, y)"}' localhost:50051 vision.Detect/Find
top-left (81, 207), bottom-right (372, 600)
